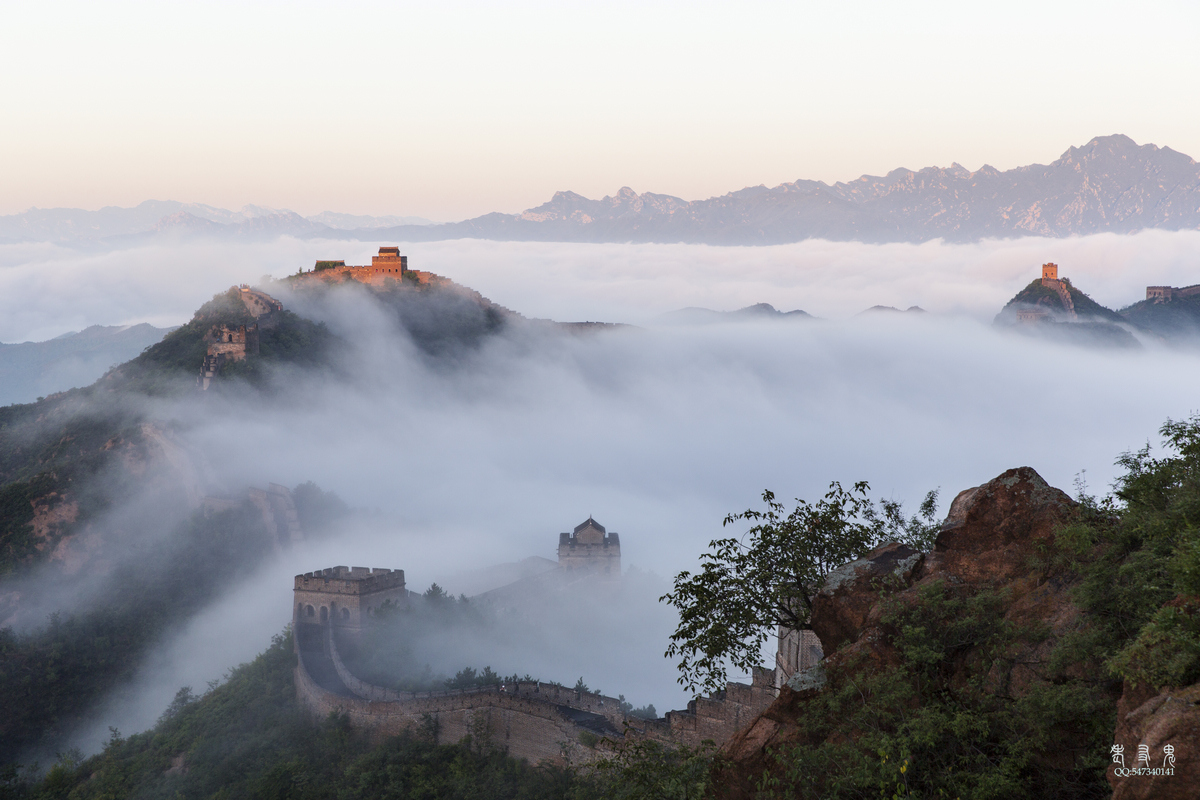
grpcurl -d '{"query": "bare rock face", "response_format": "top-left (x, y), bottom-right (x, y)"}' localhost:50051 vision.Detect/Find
top-left (1108, 597), bottom-right (1200, 800)
top-left (716, 467), bottom-right (1083, 799)
top-left (935, 466), bottom-right (1075, 584)
top-left (1107, 681), bottom-right (1200, 800)
top-left (809, 541), bottom-right (923, 654)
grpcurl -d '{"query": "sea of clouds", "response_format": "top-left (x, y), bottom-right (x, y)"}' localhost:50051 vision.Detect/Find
top-left (4, 232), bottom-right (1199, 753)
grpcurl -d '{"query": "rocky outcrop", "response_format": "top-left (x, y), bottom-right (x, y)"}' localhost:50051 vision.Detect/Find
top-left (1108, 681), bottom-right (1200, 800)
top-left (808, 541), bottom-right (922, 653)
top-left (1108, 595), bottom-right (1200, 800)
top-left (716, 467), bottom-right (1088, 798)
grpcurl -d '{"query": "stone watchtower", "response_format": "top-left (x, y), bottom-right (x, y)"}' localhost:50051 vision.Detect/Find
top-left (558, 517), bottom-right (621, 578)
top-left (1041, 263), bottom-right (1058, 282)
top-left (371, 247), bottom-right (408, 273)
top-left (294, 566), bottom-right (407, 631)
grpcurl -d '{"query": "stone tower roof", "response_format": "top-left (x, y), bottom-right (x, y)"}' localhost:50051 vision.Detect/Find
top-left (574, 516), bottom-right (605, 535)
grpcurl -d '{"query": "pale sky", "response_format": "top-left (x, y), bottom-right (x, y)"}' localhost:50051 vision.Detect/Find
top-left (3, 0), bottom-right (1199, 221)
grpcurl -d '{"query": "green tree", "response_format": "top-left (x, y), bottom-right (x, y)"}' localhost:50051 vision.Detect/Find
top-left (661, 482), bottom-right (938, 694)
top-left (588, 738), bottom-right (715, 800)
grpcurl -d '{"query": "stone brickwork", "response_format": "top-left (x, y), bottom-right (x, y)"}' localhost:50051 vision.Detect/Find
top-left (557, 517), bottom-right (621, 578)
top-left (295, 566), bottom-right (408, 630)
top-left (774, 628), bottom-right (824, 690)
top-left (196, 287), bottom-right (281, 390)
top-left (292, 563), bottom-right (777, 763)
top-left (295, 247), bottom-right (445, 289)
top-left (295, 636), bottom-right (619, 764)
top-left (1036, 262), bottom-right (1077, 319)
top-left (203, 483), bottom-right (304, 551)
top-left (1146, 284), bottom-right (1200, 303)
top-left (238, 285), bottom-right (283, 318)
top-left (248, 483), bottom-right (302, 548)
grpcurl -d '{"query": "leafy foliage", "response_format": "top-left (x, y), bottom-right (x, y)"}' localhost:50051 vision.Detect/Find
top-left (117, 289), bottom-right (336, 394)
top-left (1065, 415), bottom-right (1200, 689)
top-left (0, 484), bottom-right (346, 765)
top-left (618, 696), bottom-right (658, 720)
top-left (587, 738), bottom-right (715, 800)
top-left (11, 630), bottom-right (600, 800)
top-left (0, 502), bottom-right (276, 763)
top-left (754, 581), bottom-right (1113, 799)
top-left (706, 416), bottom-right (1200, 797)
top-left (661, 482), bottom-right (938, 693)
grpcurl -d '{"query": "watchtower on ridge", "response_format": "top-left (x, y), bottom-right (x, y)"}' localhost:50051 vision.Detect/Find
top-left (371, 247), bottom-right (408, 273)
top-left (1042, 263), bottom-right (1058, 282)
top-left (558, 517), bottom-right (621, 578)
top-left (294, 566), bottom-right (408, 631)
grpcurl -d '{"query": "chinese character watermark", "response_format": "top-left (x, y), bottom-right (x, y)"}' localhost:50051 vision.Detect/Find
top-left (1110, 742), bottom-right (1177, 778)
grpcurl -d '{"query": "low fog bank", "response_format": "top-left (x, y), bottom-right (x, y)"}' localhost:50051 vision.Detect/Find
top-left (403, 231), bottom-right (1200, 324)
top-left (88, 296), bottom-right (1191, 744)
top-left (7, 234), bottom-right (1200, 758)
top-left (184, 299), bottom-right (1200, 581)
top-left (4, 231), bottom-right (1200, 342)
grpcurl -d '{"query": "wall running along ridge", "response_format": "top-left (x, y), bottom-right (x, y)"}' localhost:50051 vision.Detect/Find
top-left (292, 577), bottom-right (776, 764)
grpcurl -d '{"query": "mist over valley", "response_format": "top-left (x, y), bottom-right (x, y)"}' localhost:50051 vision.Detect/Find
top-left (2, 231), bottom-right (1199, 778)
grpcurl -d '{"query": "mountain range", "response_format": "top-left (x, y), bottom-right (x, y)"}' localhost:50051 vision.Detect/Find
top-left (4, 135), bottom-right (1200, 247)
top-left (0, 323), bottom-right (175, 406)
top-left (0, 201), bottom-right (434, 246)
top-left (407, 135), bottom-right (1200, 245)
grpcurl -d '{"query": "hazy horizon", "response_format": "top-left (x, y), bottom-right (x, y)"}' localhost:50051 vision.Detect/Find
top-left (4, 230), bottom-right (1199, 344)
top-left (4, 2), bottom-right (1199, 220)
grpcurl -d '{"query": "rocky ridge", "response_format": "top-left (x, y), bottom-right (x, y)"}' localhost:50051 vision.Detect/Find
top-left (6, 135), bottom-right (1200, 246)
top-left (713, 467), bottom-right (1200, 799)
top-left (388, 135), bottom-right (1200, 245)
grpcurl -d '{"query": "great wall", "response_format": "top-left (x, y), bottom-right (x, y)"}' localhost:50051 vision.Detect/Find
top-left (299, 246), bottom-right (444, 288)
top-left (198, 248), bottom-right (456, 390)
top-left (290, 520), bottom-right (780, 764)
top-left (258, 253), bottom-right (1180, 764)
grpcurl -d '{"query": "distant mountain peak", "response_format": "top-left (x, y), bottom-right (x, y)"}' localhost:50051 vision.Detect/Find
top-left (5, 135), bottom-right (1199, 247)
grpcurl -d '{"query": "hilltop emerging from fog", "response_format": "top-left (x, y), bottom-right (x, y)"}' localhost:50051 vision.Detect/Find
top-left (7, 135), bottom-right (1200, 247)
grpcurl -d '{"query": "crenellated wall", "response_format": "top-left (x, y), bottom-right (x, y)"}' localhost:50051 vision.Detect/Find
top-left (293, 619), bottom-right (777, 764)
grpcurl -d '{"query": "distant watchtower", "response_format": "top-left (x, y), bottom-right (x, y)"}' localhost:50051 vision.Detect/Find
top-left (293, 566), bottom-right (407, 631)
top-left (558, 517), bottom-right (621, 578)
top-left (371, 247), bottom-right (408, 273)
top-left (1042, 263), bottom-right (1058, 281)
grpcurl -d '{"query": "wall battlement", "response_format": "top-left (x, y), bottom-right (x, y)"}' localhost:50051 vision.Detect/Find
top-left (293, 614), bottom-right (777, 764)
top-left (557, 517), bottom-right (621, 577)
top-left (297, 248), bottom-right (446, 289)
top-left (198, 286), bottom-right (280, 390)
top-left (1146, 284), bottom-right (1200, 303)
top-left (294, 566), bottom-right (406, 594)
top-left (294, 566), bottom-right (408, 629)
top-left (238, 285), bottom-right (283, 318)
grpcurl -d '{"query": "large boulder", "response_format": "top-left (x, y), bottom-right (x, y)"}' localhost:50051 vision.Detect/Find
top-left (1108, 596), bottom-right (1200, 799)
top-left (809, 541), bottom-right (923, 654)
top-left (935, 466), bottom-right (1075, 583)
top-left (715, 467), bottom-right (1086, 799)
top-left (1108, 681), bottom-right (1200, 800)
